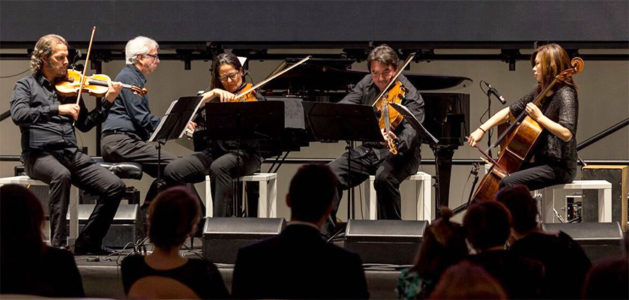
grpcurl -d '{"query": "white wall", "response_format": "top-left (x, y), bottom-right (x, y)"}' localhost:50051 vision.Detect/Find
top-left (1, 50), bottom-right (627, 221)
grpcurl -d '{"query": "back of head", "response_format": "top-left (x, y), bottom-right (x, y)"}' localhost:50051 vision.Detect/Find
top-left (430, 261), bottom-right (507, 299)
top-left (125, 36), bottom-right (158, 65)
top-left (463, 201), bottom-right (512, 251)
top-left (0, 184), bottom-right (45, 259)
top-left (148, 186), bottom-right (200, 250)
top-left (495, 184), bottom-right (538, 234)
top-left (288, 164), bottom-right (338, 223)
top-left (413, 207), bottom-right (468, 278)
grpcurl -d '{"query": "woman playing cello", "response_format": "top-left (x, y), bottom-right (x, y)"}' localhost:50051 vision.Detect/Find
top-left (468, 43), bottom-right (579, 191)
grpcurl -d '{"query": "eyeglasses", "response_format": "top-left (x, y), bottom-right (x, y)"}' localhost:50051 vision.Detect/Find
top-left (219, 72), bottom-right (240, 82)
top-left (145, 53), bottom-right (159, 60)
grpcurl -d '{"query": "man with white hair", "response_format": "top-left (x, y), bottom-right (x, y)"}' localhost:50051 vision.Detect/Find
top-left (101, 36), bottom-right (180, 205)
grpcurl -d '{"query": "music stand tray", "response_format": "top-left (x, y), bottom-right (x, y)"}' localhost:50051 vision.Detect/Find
top-left (149, 96), bottom-right (204, 143)
top-left (303, 102), bottom-right (383, 143)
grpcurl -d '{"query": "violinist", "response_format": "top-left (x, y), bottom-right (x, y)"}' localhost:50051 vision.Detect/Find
top-left (161, 53), bottom-right (265, 217)
top-left (10, 34), bottom-right (126, 254)
top-left (327, 44), bottom-right (425, 227)
top-left (101, 36), bottom-right (182, 205)
top-left (467, 43), bottom-right (578, 191)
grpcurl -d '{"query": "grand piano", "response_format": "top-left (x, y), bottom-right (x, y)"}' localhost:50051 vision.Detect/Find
top-left (193, 57), bottom-right (471, 209)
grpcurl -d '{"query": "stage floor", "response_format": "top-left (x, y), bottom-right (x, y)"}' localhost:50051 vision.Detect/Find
top-left (76, 238), bottom-right (405, 299)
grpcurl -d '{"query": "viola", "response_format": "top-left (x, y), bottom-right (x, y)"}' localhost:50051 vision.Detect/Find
top-left (471, 57), bottom-right (584, 202)
top-left (373, 80), bottom-right (406, 154)
top-left (55, 69), bottom-right (148, 98)
top-left (370, 52), bottom-right (416, 155)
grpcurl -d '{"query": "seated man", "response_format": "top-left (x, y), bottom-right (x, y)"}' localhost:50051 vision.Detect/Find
top-left (464, 201), bottom-right (545, 299)
top-left (231, 164), bottom-right (369, 299)
top-left (496, 184), bottom-right (592, 299)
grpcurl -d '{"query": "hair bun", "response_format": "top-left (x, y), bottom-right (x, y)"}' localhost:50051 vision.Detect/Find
top-left (439, 206), bottom-right (453, 221)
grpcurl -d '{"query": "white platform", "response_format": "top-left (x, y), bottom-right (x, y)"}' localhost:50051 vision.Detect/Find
top-left (363, 171), bottom-right (433, 221)
top-left (205, 173), bottom-right (277, 218)
top-left (540, 180), bottom-right (612, 223)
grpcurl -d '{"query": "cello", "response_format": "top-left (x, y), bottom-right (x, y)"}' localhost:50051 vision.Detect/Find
top-left (471, 57), bottom-right (584, 202)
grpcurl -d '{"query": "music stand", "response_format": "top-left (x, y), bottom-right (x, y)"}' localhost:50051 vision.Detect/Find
top-left (303, 102), bottom-right (383, 222)
top-left (390, 102), bottom-right (443, 217)
top-left (149, 96), bottom-right (205, 179)
top-left (203, 101), bottom-right (285, 216)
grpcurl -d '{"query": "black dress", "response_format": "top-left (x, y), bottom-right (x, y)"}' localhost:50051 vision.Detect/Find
top-left (121, 254), bottom-right (229, 299)
top-left (0, 246), bottom-right (84, 297)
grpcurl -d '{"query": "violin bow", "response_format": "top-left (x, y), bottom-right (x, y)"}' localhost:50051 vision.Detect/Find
top-left (75, 26), bottom-right (97, 105)
top-left (234, 55), bottom-right (312, 100)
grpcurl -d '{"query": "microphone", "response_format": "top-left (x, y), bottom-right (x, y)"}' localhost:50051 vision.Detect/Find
top-left (482, 81), bottom-right (506, 104)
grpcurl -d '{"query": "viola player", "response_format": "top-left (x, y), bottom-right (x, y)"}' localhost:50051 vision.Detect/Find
top-left (326, 44), bottom-right (425, 234)
top-left (10, 34), bottom-right (125, 254)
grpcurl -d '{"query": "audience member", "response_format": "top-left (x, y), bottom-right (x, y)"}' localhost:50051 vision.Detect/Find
top-left (495, 184), bottom-right (591, 298)
top-left (429, 261), bottom-right (507, 299)
top-left (121, 186), bottom-right (228, 299)
top-left (463, 201), bottom-right (544, 299)
top-left (582, 230), bottom-right (628, 299)
top-left (231, 164), bottom-right (369, 299)
top-left (0, 184), bottom-right (84, 297)
top-left (397, 207), bottom-right (468, 299)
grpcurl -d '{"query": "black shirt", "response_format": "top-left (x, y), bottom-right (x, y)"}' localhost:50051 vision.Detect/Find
top-left (340, 74), bottom-right (425, 155)
top-left (509, 85), bottom-right (578, 169)
top-left (102, 64), bottom-right (160, 141)
top-left (121, 254), bottom-right (229, 299)
top-left (10, 73), bottom-right (113, 154)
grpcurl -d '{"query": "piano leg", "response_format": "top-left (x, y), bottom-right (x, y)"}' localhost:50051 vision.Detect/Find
top-left (433, 147), bottom-right (455, 217)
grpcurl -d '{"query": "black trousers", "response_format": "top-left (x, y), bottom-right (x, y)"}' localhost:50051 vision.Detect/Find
top-left (101, 133), bottom-right (177, 203)
top-left (328, 145), bottom-right (421, 220)
top-left (499, 160), bottom-right (576, 191)
top-left (163, 148), bottom-right (262, 217)
top-left (24, 150), bottom-right (125, 248)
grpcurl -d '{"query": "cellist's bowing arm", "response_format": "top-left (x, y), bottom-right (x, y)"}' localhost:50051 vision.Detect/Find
top-left (467, 107), bottom-right (511, 147)
top-left (525, 103), bottom-right (573, 142)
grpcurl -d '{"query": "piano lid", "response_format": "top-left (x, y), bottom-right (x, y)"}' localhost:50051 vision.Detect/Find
top-left (261, 58), bottom-right (472, 92)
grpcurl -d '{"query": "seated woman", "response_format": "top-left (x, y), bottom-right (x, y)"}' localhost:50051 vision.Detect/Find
top-left (162, 52), bottom-right (265, 217)
top-left (121, 186), bottom-right (228, 299)
top-left (0, 184), bottom-right (84, 297)
top-left (396, 207), bottom-right (468, 299)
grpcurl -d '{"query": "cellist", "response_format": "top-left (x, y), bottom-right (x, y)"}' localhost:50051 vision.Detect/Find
top-left (327, 44), bottom-right (425, 232)
top-left (468, 43), bottom-right (578, 191)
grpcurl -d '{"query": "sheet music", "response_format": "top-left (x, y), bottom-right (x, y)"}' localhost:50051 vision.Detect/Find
top-left (148, 96), bottom-right (204, 143)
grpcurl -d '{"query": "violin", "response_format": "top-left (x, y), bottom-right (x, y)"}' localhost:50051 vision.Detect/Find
top-left (471, 57), bottom-right (584, 202)
top-left (55, 69), bottom-right (148, 98)
top-left (371, 53), bottom-right (416, 155)
top-left (231, 82), bottom-right (257, 102)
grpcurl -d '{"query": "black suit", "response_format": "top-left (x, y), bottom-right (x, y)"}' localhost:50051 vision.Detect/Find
top-left (232, 224), bottom-right (369, 299)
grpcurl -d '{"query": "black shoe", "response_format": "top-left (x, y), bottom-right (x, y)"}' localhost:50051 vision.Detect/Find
top-left (74, 244), bottom-right (116, 256)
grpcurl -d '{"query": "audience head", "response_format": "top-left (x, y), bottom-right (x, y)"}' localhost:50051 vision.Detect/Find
top-left (463, 201), bottom-right (512, 252)
top-left (148, 186), bottom-right (200, 250)
top-left (495, 184), bottom-right (539, 235)
top-left (429, 260), bottom-right (507, 299)
top-left (287, 164), bottom-right (338, 224)
top-left (412, 207), bottom-right (468, 279)
top-left (0, 184), bottom-right (45, 257)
